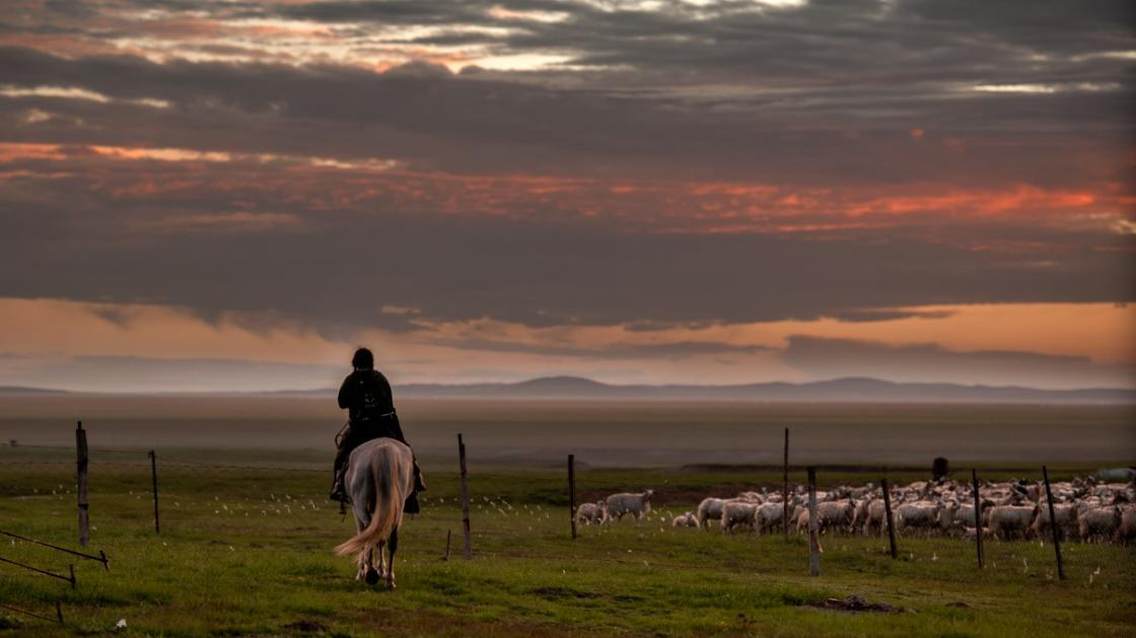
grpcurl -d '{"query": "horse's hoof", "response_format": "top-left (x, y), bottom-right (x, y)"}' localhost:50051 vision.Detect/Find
top-left (386, 579), bottom-right (397, 590)
top-left (364, 568), bottom-right (380, 586)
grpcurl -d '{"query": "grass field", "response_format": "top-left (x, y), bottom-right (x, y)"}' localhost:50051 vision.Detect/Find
top-left (1, 445), bottom-right (1134, 637)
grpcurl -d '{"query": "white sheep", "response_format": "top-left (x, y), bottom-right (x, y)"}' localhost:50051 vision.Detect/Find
top-left (604, 489), bottom-right (654, 522)
top-left (575, 500), bottom-right (607, 525)
top-left (720, 501), bottom-right (759, 533)
top-left (987, 505), bottom-right (1038, 541)
top-left (756, 502), bottom-right (786, 534)
top-left (696, 497), bottom-right (728, 530)
top-left (1079, 505), bottom-right (1120, 542)
top-left (895, 502), bottom-right (942, 536)
top-left (671, 511), bottom-right (699, 528)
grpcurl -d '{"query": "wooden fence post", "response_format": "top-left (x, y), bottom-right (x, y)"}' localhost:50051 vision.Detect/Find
top-left (148, 450), bottom-right (160, 535)
top-left (972, 468), bottom-right (984, 568)
top-left (568, 454), bottom-right (577, 540)
top-left (807, 466), bottom-right (820, 576)
top-left (1041, 465), bottom-right (1065, 580)
top-left (458, 433), bottom-right (472, 559)
top-left (881, 476), bottom-right (897, 559)
top-left (443, 530), bottom-right (452, 561)
top-left (782, 427), bottom-right (789, 538)
top-left (76, 421), bottom-right (89, 547)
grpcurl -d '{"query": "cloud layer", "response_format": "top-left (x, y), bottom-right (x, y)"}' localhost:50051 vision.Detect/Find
top-left (0, 1), bottom-right (1132, 389)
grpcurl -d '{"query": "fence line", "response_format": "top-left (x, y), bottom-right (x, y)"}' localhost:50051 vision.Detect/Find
top-left (0, 601), bottom-right (63, 625)
top-left (0, 529), bottom-right (109, 570)
top-left (0, 555), bottom-right (75, 588)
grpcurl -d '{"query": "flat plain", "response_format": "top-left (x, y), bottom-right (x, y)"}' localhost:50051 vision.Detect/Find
top-left (0, 397), bottom-right (1133, 636)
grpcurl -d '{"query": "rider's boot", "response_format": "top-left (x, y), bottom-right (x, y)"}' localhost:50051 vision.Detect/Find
top-left (413, 459), bottom-right (427, 492)
top-left (402, 459), bottom-right (425, 514)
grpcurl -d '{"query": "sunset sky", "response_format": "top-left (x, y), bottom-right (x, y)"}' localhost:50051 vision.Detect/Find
top-left (1, 0), bottom-right (1133, 392)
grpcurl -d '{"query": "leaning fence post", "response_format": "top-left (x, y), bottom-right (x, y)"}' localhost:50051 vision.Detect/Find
top-left (807, 466), bottom-right (820, 576)
top-left (458, 433), bottom-right (472, 559)
top-left (443, 530), bottom-right (452, 561)
top-left (783, 427), bottom-right (789, 538)
top-left (568, 454), bottom-right (577, 540)
top-left (881, 476), bottom-right (897, 559)
top-left (972, 468), bottom-right (984, 568)
top-left (76, 421), bottom-right (89, 547)
top-left (1041, 465), bottom-right (1066, 580)
top-left (148, 450), bottom-right (160, 535)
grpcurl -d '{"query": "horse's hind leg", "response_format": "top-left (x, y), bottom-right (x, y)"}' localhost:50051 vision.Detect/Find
top-left (362, 546), bottom-right (380, 586)
top-left (385, 527), bottom-right (399, 590)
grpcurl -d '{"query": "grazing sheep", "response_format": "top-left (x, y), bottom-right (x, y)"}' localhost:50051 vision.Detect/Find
top-left (861, 499), bottom-right (888, 536)
top-left (696, 497), bottom-right (728, 530)
top-left (1115, 506), bottom-right (1136, 544)
top-left (962, 526), bottom-right (994, 541)
top-left (895, 502), bottom-right (942, 536)
top-left (605, 489), bottom-right (654, 522)
top-left (953, 499), bottom-right (994, 531)
top-left (756, 502), bottom-right (786, 534)
top-left (987, 505), bottom-right (1038, 541)
top-left (1030, 503), bottom-right (1078, 541)
top-left (795, 507), bottom-right (812, 534)
top-left (575, 500), bottom-right (607, 525)
top-left (1079, 506), bottom-right (1120, 543)
top-left (936, 501), bottom-right (961, 531)
top-left (850, 497), bottom-right (872, 532)
top-left (815, 500), bottom-right (855, 534)
top-left (720, 501), bottom-right (759, 533)
top-left (672, 511), bottom-right (699, 528)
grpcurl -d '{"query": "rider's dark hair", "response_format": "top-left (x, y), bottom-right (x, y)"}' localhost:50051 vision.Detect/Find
top-left (351, 347), bottom-right (374, 370)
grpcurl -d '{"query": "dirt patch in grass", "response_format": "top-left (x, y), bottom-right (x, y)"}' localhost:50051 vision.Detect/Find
top-left (529, 586), bottom-right (601, 600)
top-left (806, 595), bottom-right (903, 613)
top-left (283, 619), bottom-right (329, 633)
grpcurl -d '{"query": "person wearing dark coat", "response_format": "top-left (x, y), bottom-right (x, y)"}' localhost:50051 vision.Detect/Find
top-left (329, 347), bottom-right (426, 512)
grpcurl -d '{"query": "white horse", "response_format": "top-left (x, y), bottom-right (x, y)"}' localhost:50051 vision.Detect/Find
top-left (334, 438), bottom-right (414, 589)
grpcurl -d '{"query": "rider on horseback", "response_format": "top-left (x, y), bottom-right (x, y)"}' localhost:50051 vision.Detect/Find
top-left (329, 347), bottom-right (426, 513)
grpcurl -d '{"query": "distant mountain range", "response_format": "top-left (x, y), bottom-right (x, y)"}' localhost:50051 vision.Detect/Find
top-left (395, 376), bottom-right (1136, 403)
top-left (8, 376), bottom-right (1129, 403)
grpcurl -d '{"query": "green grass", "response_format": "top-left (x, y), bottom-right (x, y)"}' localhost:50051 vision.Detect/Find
top-left (0, 448), bottom-right (1133, 637)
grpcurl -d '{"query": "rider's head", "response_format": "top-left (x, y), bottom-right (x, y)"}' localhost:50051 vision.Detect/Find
top-left (351, 347), bottom-right (374, 371)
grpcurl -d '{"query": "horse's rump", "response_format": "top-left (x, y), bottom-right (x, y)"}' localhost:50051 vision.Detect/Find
top-left (334, 438), bottom-right (413, 557)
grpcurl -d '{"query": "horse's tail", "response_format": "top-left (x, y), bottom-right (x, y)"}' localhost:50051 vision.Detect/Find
top-left (334, 445), bottom-right (408, 556)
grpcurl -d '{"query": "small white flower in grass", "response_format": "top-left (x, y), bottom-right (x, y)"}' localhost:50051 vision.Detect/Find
top-left (114, 618), bottom-right (127, 630)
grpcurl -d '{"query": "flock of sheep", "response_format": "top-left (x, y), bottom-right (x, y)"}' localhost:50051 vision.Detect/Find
top-left (577, 475), bottom-right (1136, 545)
